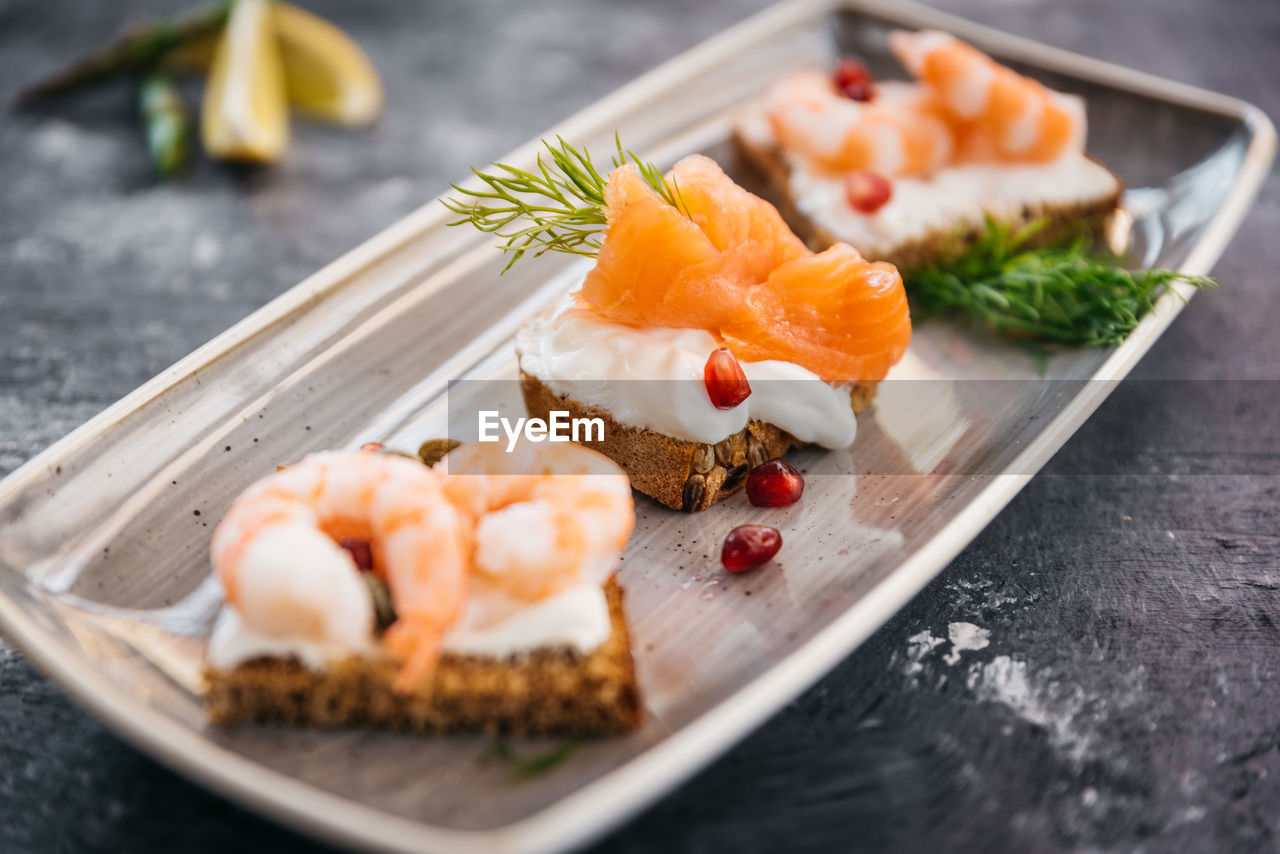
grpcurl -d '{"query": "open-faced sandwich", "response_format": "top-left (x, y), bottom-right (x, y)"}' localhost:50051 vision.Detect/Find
top-left (733, 29), bottom-right (1123, 269)
top-left (450, 145), bottom-right (911, 511)
top-left (204, 441), bottom-right (642, 734)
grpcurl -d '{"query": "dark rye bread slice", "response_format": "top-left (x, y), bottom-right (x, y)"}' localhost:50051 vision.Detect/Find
top-left (520, 369), bottom-right (875, 512)
top-left (731, 127), bottom-right (1123, 271)
top-left (204, 577), bottom-right (641, 735)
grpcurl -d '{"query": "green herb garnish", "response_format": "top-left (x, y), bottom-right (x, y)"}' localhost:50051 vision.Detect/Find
top-left (13, 1), bottom-right (232, 109)
top-left (139, 71), bottom-right (191, 179)
top-left (478, 737), bottom-right (582, 781)
top-left (443, 136), bottom-right (680, 272)
top-left (904, 217), bottom-right (1216, 346)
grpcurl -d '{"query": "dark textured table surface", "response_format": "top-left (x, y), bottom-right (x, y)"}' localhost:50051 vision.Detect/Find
top-left (2, 0), bottom-right (1278, 851)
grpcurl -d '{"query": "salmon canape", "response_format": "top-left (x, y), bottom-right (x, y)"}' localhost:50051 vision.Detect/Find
top-left (511, 152), bottom-right (910, 511)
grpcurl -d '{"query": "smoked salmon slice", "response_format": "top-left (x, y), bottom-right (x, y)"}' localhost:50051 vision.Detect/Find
top-left (579, 154), bottom-right (911, 383)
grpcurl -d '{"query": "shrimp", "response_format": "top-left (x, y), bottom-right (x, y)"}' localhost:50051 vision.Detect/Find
top-left (438, 441), bottom-right (634, 604)
top-left (763, 71), bottom-right (954, 175)
top-left (210, 450), bottom-right (470, 695)
top-left (888, 29), bottom-right (1085, 162)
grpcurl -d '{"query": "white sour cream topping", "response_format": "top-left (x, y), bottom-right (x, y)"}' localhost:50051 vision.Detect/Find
top-left (206, 579), bottom-right (613, 669)
top-left (517, 292), bottom-right (859, 449)
top-left (785, 147), bottom-right (1118, 260)
top-left (207, 607), bottom-right (376, 671)
top-left (443, 584), bottom-right (611, 658)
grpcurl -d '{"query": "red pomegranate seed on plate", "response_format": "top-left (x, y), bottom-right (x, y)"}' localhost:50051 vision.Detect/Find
top-left (746, 459), bottom-right (805, 507)
top-left (338, 537), bottom-right (374, 571)
top-left (845, 170), bottom-right (892, 214)
top-left (833, 58), bottom-right (875, 101)
top-left (704, 347), bottom-right (751, 409)
top-left (721, 525), bottom-right (782, 573)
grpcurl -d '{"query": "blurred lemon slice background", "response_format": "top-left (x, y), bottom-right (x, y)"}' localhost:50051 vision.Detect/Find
top-left (177, 1), bottom-right (384, 164)
top-left (201, 0), bottom-right (289, 163)
top-left (273, 3), bottom-right (383, 127)
top-left (14, 1), bottom-right (386, 173)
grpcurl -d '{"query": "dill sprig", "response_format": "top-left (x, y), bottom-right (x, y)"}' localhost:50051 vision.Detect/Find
top-left (904, 217), bottom-right (1217, 346)
top-left (478, 737), bottom-right (582, 781)
top-left (443, 135), bottom-right (680, 273)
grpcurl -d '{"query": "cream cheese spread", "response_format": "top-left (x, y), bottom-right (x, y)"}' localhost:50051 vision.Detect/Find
top-left (787, 152), bottom-right (1118, 260)
top-left (205, 580), bottom-right (613, 669)
top-left (517, 293), bottom-right (859, 449)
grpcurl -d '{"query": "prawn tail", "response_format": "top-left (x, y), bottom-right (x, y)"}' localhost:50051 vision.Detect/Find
top-left (384, 618), bottom-right (443, 697)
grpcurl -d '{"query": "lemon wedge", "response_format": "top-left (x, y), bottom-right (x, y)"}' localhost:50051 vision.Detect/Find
top-left (176, 4), bottom-right (383, 130)
top-left (201, 0), bottom-right (289, 163)
top-left (273, 3), bottom-right (383, 126)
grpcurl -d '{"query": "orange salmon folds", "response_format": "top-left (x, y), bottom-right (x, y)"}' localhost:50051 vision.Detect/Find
top-left (579, 155), bottom-right (911, 384)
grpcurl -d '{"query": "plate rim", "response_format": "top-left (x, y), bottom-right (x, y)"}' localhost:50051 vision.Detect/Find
top-left (0, 1), bottom-right (1273, 852)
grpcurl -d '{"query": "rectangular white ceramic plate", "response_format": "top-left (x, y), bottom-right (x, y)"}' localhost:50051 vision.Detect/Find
top-left (0, 1), bottom-right (1272, 852)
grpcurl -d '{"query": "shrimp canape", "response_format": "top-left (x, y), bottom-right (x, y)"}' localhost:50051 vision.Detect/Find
top-left (733, 30), bottom-right (1122, 269)
top-left (203, 442), bottom-right (642, 734)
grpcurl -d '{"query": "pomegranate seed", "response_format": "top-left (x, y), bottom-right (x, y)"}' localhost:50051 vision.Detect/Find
top-left (360, 441), bottom-right (385, 453)
top-left (338, 537), bottom-right (374, 571)
top-left (704, 347), bottom-right (751, 409)
top-left (834, 58), bottom-right (875, 101)
top-left (721, 525), bottom-right (782, 573)
top-left (845, 170), bottom-right (892, 214)
top-left (746, 459), bottom-right (805, 507)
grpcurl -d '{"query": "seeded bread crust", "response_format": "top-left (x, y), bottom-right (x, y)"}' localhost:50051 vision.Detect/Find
top-left (731, 128), bottom-right (1123, 271)
top-left (519, 369), bottom-right (875, 512)
top-left (204, 577), bottom-right (641, 735)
